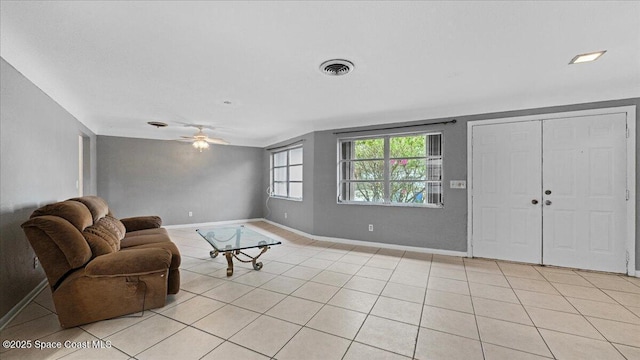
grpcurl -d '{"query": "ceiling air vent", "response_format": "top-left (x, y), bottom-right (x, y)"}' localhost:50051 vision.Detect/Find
top-left (320, 59), bottom-right (354, 76)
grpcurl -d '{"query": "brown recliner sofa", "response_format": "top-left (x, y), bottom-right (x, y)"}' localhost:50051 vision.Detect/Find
top-left (21, 196), bottom-right (180, 328)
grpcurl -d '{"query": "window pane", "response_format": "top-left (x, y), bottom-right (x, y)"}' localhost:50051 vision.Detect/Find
top-left (273, 151), bottom-right (287, 166)
top-left (390, 159), bottom-right (426, 180)
top-left (353, 160), bottom-right (384, 180)
top-left (390, 182), bottom-right (426, 204)
top-left (340, 141), bottom-right (351, 160)
top-left (289, 147), bottom-right (303, 165)
top-left (349, 182), bottom-right (384, 202)
top-left (354, 138), bottom-right (384, 159)
top-left (273, 167), bottom-right (287, 181)
top-left (289, 165), bottom-right (303, 181)
top-left (273, 182), bottom-right (287, 197)
top-left (427, 134), bottom-right (442, 156)
top-left (338, 133), bottom-right (442, 206)
top-left (339, 161), bottom-right (349, 181)
top-left (390, 135), bottom-right (426, 158)
top-left (289, 182), bottom-right (302, 198)
top-left (426, 182), bottom-right (442, 205)
top-left (426, 158), bottom-right (442, 180)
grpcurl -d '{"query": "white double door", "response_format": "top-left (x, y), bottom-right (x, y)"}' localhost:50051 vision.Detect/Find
top-left (472, 113), bottom-right (628, 273)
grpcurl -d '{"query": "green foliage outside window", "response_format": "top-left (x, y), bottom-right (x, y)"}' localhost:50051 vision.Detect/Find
top-left (340, 133), bottom-right (442, 206)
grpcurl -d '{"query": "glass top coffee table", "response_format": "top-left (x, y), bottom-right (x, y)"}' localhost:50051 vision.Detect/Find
top-left (196, 225), bottom-right (281, 276)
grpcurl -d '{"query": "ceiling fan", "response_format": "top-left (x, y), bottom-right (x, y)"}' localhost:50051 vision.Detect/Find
top-left (177, 125), bottom-right (229, 151)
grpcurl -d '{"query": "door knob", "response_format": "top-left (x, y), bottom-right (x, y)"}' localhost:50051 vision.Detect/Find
top-left (545, 200), bottom-right (552, 205)
top-left (545, 190), bottom-right (552, 195)
top-left (531, 199), bottom-right (539, 205)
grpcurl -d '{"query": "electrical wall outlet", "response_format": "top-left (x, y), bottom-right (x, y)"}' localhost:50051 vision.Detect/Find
top-left (450, 180), bottom-right (467, 189)
top-left (34, 257), bottom-right (39, 269)
top-left (188, 211), bottom-right (193, 217)
top-left (368, 224), bottom-right (373, 232)
top-left (284, 212), bottom-right (288, 219)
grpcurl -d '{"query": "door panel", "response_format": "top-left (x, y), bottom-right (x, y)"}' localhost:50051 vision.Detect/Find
top-left (542, 114), bottom-right (627, 272)
top-left (472, 121), bottom-right (542, 263)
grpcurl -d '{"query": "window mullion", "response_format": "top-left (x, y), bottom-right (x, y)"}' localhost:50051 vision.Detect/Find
top-left (286, 149), bottom-right (291, 198)
top-left (349, 142), bottom-right (355, 201)
top-left (383, 136), bottom-right (390, 203)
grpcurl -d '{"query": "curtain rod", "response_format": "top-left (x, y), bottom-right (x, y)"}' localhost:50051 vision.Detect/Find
top-left (265, 139), bottom-right (305, 151)
top-left (333, 119), bottom-right (457, 135)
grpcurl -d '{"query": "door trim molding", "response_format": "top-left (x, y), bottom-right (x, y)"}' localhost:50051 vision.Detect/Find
top-left (467, 106), bottom-right (636, 275)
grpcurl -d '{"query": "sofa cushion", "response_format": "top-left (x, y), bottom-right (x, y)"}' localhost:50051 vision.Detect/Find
top-left (120, 216), bottom-right (162, 232)
top-left (83, 227), bottom-right (119, 256)
top-left (121, 231), bottom-right (170, 248)
top-left (82, 216), bottom-right (126, 257)
top-left (69, 196), bottom-right (110, 222)
top-left (125, 227), bottom-right (169, 238)
top-left (85, 248), bottom-right (172, 276)
top-left (102, 215), bottom-right (126, 240)
top-left (121, 242), bottom-right (181, 270)
top-left (31, 201), bottom-right (93, 232)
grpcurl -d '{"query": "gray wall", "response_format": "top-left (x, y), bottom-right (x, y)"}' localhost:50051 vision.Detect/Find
top-left (312, 123), bottom-right (468, 250)
top-left (262, 132), bottom-right (315, 234)
top-left (265, 98), bottom-right (640, 270)
top-left (97, 136), bottom-right (264, 225)
top-left (0, 58), bottom-right (97, 320)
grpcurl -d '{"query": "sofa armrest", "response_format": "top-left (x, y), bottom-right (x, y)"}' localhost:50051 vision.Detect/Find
top-left (85, 248), bottom-right (171, 276)
top-left (120, 216), bottom-right (162, 232)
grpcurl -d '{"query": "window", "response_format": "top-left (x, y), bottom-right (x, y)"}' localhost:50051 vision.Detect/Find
top-left (270, 146), bottom-right (303, 200)
top-left (339, 132), bottom-right (442, 206)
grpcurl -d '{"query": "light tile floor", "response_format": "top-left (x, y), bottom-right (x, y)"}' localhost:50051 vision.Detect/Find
top-left (2, 221), bottom-right (640, 359)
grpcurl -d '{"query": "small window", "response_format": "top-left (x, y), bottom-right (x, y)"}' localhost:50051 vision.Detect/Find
top-left (270, 146), bottom-right (303, 200)
top-left (339, 132), bottom-right (443, 207)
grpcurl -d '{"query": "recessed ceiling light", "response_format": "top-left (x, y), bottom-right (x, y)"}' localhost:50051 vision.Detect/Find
top-left (569, 50), bottom-right (606, 64)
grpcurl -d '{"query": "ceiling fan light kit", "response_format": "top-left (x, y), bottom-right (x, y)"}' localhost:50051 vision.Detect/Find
top-left (176, 125), bottom-right (229, 152)
top-left (192, 139), bottom-right (210, 152)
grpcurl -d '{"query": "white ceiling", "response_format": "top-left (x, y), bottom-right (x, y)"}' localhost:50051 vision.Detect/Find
top-left (1, 1), bottom-right (639, 147)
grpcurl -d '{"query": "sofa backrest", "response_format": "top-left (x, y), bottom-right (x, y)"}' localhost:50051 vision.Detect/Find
top-left (68, 196), bottom-right (111, 222)
top-left (22, 201), bottom-right (94, 287)
top-left (21, 196), bottom-right (126, 289)
top-left (31, 200), bottom-right (93, 231)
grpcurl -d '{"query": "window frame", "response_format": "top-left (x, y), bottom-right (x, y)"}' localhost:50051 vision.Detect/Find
top-left (270, 145), bottom-right (303, 201)
top-left (337, 131), bottom-right (443, 208)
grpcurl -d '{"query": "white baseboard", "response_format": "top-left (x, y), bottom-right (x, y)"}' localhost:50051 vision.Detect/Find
top-left (164, 218), bottom-right (263, 229)
top-left (0, 279), bottom-right (48, 331)
top-left (262, 219), bottom-right (468, 257)
top-left (166, 219), bottom-right (640, 276)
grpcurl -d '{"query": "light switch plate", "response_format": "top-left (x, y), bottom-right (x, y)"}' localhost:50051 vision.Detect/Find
top-left (450, 180), bottom-right (466, 189)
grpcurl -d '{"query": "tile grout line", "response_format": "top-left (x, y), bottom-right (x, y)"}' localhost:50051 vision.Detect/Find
top-left (183, 226), bottom-right (381, 359)
top-left (501, 262), bottom-right (557, 359)
top-left (410, 253), bottom-right (433, 360)
top-left (549, 268), bottom-right (639, 359)
top-left (574, 271), bottom-right (640, 322)
top-left (341, 247), bottom-right (416, 360)
top-left (12, 223), bottom-right (639, 360)
top-left (464, 258), bottom-right (488, 360)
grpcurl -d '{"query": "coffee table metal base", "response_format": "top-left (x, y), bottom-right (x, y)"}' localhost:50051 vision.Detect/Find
top-left (210, 246), bottom-right (270, 276)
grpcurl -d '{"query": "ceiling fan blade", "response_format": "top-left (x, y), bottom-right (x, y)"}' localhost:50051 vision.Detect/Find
top-left (175, 139), bottom-right (194, 142)
top-left (206, 138), bottom-right (229, 145)
top-left (179, 135), bottom-right (194, 139)
top-left (179, 123), bottom-right (216, 130)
